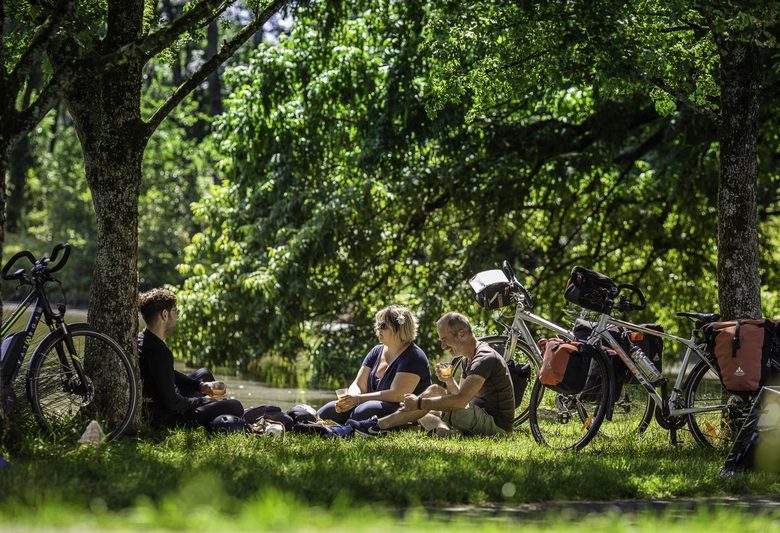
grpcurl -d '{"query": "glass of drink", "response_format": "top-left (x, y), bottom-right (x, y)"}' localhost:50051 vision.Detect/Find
top-left (336, 388), bottom-right (349, 400)
top-left (438, 362), bottom-right (452, 379)
top-left (211, 381), bottom-right (226, 397)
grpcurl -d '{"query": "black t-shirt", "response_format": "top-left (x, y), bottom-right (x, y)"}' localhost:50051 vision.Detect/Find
top-left (138, 329), bottom-right (203, 415)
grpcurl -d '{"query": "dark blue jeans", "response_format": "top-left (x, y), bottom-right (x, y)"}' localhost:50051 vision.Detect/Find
top-left (317, 399), bottom-right (400, 424)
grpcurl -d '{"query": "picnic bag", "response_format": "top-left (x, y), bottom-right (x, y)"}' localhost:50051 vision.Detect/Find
top-left (564, 266), bottom-right (619, 314)
top-left (538, 339), bottom-right (593, 395)
top-left (469, 269), bottom-right (512, 310)
top-left (703, 319), bottom-right (776, 394)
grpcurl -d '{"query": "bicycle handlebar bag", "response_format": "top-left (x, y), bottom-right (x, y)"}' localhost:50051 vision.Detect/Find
top-left (564, 266), bottom-right (619, 314)
top-left (703, 319), bottom-right (776, 394)
top-left (469, 269), bottom-right (512, 310)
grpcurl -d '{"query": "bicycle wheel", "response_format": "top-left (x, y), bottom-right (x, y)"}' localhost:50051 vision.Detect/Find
top-left (593, 375), bottom-right (655, 442)
top-left (27, 324), bottom-right (138, 443)
top-left (685, 358), bottom-right (751, 448)
top-left (529, 347), bottom-right (610, 450)
top-left (480, 335), bottom-right (540, 427)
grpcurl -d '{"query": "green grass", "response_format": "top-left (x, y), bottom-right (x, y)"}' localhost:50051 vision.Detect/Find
top-left (1, 428), bottom-right (779, 531)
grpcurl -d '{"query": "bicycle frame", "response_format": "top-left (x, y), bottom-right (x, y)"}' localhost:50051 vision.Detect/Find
top-left (497, 294), bottom-right (727, 421)
top-left (590, 313), bottom-right (726, 417)
top-left (495, 295), bottom-right (576, 364)
top-left (1, 283), bottom-right (74, 386)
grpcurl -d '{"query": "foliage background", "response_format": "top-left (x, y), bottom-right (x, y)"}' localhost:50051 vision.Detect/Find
top-left (4, 0), bottom-right (780, 387)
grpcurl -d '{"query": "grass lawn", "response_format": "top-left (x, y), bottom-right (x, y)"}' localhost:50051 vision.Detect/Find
top-left (1, 425), bottom-right (779, 531)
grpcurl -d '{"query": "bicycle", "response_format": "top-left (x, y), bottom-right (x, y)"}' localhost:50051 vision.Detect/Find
top-left (1, 243), bottom-right (138, 442)
top-left (527, 266), bottom-right (780, 451)
top-left (470, 261), bottom-right (579, 428)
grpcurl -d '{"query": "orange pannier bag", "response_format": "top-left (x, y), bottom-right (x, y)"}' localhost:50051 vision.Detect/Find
top-left (703, 319), bottom-right (775, 394)
top-left (538, 339), bottom-right (593, 395)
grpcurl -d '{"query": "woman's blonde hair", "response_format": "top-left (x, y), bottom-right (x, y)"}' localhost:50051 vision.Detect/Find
top-left (375, 305), bottom-right (418, 343)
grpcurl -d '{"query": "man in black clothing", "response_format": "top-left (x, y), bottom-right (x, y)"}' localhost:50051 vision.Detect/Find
top-left (138, 288), bottom-right (244, 429)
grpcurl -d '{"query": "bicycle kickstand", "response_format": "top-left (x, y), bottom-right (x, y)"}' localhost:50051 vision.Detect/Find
top-left (669, 427), bottom-right (679, 446)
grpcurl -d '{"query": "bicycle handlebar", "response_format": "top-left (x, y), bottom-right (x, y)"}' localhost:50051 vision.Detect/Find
top-left (616, 283), bottom-right (646, 311)
top-left (1, 251), bottom-right (36, 280)
top-left (502, 259), bottom-right (534, 308)
top-left (47, 242), bottom-right (71, 274)
top-left (1, 243), bottom-right (71, 281)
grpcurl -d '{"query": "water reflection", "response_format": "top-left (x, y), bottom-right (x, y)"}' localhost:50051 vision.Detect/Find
top-left (175, 361), bottom-right (334, 411)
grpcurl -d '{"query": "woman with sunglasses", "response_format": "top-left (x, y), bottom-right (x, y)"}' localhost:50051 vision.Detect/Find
top-left (317, 305), bottom-right (432, 424)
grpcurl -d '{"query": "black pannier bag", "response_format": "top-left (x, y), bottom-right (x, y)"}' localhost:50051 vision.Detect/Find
top-left (469, 269), bottom-right (512, 310)
top-left (507, 360), bottom-right (531, 408)
top-left (625, 324), bottom-right (664, 384)
top-left (573, 319), bottom-right (632, 388)
top-left (564, 266), bottom-right (619, 314)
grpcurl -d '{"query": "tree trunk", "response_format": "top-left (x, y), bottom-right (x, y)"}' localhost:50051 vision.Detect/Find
top-left (6, 136), bottom-right (32, 234)
top-left (717, 40), bottom-right (762, 320)
top-left (64, 57), bottom-right (146, 427)
top-left (206, 20), bottom-right (223, 117)
top-left (6, 65), bottom-right (42, 233)
top-left (0, 154), bottom-right (7, 443)
top-left (161, 0), bottom-right (183, 86)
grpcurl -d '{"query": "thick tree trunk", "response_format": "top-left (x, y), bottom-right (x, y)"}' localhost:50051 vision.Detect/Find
top-left (64, 55), bottom-right (146, 427)
top-left (6, 136), bottom-right (32, 233)
top-left (6, 65), bottom-right (42, 233)
top-left (0, 154), bottom-right (7, 442)
top-left (716, 41), bottom-right (762, 321)
top-left (206, 20), bottom-right (223, 116)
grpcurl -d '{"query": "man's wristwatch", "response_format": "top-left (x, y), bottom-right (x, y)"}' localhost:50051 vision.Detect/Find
top-left (416, 397), bottom-right (422, 410)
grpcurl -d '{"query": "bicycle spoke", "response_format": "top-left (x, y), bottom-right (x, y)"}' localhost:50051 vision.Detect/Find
top-left (529, 350), bottom-right (611, 451)
top-left (686, 360), bottom-right (747, 448)
top-left (28, 326), bottom-right (137, 443)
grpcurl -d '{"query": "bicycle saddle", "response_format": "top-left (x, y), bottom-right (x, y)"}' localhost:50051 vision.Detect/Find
top-left (676, 312), bottom-right (720, 328)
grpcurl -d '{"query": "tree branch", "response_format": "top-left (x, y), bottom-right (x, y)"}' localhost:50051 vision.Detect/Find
top-left (649, 76), bottom-right (720, 125)
top-left (2, 64), bottom-right (69, 158)
top-left (143, 0), bottom-right (288, 138)
top-left (8, 0), bottom-right (76, 92)
top-left (87, 0), bottom-right (229, 70)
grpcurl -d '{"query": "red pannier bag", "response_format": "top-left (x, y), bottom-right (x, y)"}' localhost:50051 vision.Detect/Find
top-left (703, 319), bottom-right (775, 394)
top-left (538, 339), bottom-right (593, 395)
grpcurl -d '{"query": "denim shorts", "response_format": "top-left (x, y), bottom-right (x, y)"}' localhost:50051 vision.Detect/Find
top-left (442, 403), bottom-right (507, 436)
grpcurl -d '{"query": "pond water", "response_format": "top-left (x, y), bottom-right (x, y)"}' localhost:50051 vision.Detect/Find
top-left (0, 304), bottom-right (336, 411)
top-left (174, 361), bottom-right (335, 411)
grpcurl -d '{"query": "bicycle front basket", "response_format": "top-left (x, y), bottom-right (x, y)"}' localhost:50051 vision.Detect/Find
top-left (469, 269), bottom-right (512, 310)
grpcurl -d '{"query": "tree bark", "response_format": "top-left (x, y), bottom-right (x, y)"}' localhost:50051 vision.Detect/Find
top-left (717, 40), bottom-right (762, 320)
top-left (6, 136), bottom-right (32, 234)
top-left (61, 3), bottom-right (147, 426)
top-left (206, 20), bottom-right (223, 117)
top-left (0, 154), bottom-right (7, 442)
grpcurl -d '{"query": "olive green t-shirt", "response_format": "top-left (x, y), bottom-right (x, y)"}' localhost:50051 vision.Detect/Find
top-left (463, 341), bottom-right (515, 432)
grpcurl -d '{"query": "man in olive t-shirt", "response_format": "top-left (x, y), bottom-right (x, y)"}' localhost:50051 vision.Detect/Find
top-left (348, 312), bottom-right (514, 436)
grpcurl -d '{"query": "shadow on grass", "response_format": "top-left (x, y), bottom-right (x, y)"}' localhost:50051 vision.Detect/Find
top-left (1, 428), bottom-right (779, 514)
